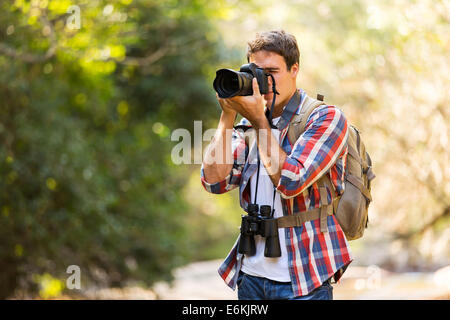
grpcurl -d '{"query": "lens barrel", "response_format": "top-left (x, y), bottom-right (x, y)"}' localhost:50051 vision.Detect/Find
top-left (213, 69), bottom-right (253, 98)
top-left (238, 215), bottom-right (256, 256)
top-left (213, 63), bottom-right (269, 98)
top-left (262, 219), bottom-right (281, 258)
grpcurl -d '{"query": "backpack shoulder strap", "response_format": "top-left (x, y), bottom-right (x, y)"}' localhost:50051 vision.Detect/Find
top-left (285, 94), bottom-right (335, 232)
top-left (298, 95), bottom-right (325, 132)
top-left (287, 94), bottom-right (326, 145)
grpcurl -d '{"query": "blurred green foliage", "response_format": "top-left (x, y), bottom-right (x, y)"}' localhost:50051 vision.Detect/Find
top-left (0, 0), bottom-right (236, 298)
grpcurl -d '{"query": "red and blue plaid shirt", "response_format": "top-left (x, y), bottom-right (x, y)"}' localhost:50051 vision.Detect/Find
top-left (200, 89), bottom-right (353, 296)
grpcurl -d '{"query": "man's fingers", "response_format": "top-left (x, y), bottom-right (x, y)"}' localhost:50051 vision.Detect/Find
top-left (222, 98), bottom-right (234, 109)
top-left (252, 78), bottom-right (261, 97)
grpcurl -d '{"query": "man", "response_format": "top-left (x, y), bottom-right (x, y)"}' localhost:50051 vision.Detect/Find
top-left (201, 30), bottom-right (352, 300)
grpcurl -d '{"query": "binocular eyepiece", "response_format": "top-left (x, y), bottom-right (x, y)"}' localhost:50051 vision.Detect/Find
top-left (238, 204), bottom-right (281, 258)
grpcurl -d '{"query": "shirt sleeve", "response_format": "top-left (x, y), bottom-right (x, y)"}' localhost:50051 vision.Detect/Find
top-left (276, 105), bottom-right (348, 199)
top-left (200, 119), bottom-right (249, 194)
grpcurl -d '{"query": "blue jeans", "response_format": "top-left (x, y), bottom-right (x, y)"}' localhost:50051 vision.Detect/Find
top-left (237, 271), bottom-right (333, 300)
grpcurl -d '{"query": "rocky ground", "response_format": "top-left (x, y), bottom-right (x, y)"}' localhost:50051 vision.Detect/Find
top-left (79, 260), bottom-right (450, 300)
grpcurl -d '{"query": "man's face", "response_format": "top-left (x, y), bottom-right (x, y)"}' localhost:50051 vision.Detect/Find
top-left (249, 50), bottom-right (299, 111)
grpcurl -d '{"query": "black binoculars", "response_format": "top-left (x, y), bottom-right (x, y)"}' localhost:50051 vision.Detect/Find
top-left (238, 203), bottom-right (281, 258)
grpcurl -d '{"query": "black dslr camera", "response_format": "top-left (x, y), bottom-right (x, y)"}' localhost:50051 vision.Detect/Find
top-left (238, 203), bottom-right (281, 258)
top-left (213, 63), bottom-right (269, 98)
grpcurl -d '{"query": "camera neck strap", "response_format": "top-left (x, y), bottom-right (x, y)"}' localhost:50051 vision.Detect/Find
top-left (266, 74), bottom-right (279, 129)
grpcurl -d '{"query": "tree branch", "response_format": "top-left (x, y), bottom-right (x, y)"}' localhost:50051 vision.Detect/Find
top-left (117, 33), bottom-right (206, 67)
top-left (0, 13), bottom-right (57, 63)
top-left (119, 45), bottom-right (171, 66)
top-left (394, 205), bottom-right (450, 240)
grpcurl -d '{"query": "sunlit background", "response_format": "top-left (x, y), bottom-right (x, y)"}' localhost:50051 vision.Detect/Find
top-left (0, 0), bottom-right (449, 299)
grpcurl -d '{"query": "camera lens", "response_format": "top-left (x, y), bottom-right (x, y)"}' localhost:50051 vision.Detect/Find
top-left (213, 69), bottom-right (253, 98)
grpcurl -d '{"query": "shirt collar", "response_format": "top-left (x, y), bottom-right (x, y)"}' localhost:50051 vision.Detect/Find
top-left (265, 88), bottom-right (303, 131)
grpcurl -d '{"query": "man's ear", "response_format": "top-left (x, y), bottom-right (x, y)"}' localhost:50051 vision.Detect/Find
top-left (290, 63), bottom-right (299, 78)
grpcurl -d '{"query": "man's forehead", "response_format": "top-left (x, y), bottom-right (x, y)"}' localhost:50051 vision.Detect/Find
top-left (249, 51), bottom-right (286, 69)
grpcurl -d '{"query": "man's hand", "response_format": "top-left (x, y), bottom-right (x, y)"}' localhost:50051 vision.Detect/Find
top-left (216, 93), bottom-right (237, 117)
top-left (217, 78), bottom-right (267, 125)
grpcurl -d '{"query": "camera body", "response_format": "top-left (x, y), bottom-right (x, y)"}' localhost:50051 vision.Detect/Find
top-left (213, 63), bottom-right (269, 98)
top-left (238, 203), bottom-right (281, 258)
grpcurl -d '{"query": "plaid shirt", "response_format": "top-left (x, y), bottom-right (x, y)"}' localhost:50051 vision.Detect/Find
top-left (200, 89), bottom-right (353, 297)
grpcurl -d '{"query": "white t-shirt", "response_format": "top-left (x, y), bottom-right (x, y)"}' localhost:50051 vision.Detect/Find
top-left (241, 116), bottom-right (291, 282)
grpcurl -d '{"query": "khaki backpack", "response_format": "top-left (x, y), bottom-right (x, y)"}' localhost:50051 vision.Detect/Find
top-left (281, 94), bottom-right (376, 241)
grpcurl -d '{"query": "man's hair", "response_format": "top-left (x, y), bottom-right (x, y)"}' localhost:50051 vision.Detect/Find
top-left (246, 30), bottom-right (300, 70)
